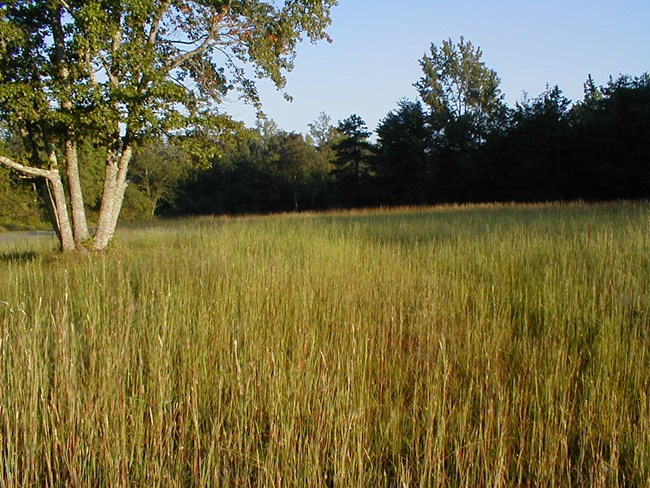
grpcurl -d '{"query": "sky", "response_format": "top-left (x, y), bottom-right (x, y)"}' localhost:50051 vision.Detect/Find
top-left (225, 0), bottom-right (650, 136)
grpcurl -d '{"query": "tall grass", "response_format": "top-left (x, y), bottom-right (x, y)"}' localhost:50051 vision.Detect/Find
top-left (1, 202), bottom-right (649, 486)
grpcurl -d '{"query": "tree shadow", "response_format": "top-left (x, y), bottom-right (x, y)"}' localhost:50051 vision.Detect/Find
top-left (0, 250), bottom-right (40, 264)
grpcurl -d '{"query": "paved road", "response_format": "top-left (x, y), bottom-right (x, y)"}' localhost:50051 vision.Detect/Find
top-left (0, 230), bottom-right (57, 242)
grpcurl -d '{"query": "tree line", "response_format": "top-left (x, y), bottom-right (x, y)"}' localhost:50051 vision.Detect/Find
top-left (2, 30), bottom-right (649, 235)
top-left (168, 39), bottom-right (650, 215)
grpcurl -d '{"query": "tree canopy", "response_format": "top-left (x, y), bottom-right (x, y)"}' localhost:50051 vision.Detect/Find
top-left (0, 0), bottom-right (337, 250)
top-left (416, 36), bottom-right (505, 142)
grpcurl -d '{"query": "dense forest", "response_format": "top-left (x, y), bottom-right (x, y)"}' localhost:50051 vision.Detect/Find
top-left (1, 37), bottom-right (649, 228)
top-left (163, 67), bottom-right (650, 215)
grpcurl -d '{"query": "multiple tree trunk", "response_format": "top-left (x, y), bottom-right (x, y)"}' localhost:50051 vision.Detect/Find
top-left (0, 145), bottom-right (133, 251)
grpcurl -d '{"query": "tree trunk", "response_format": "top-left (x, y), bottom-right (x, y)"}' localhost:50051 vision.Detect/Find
top-left (150, 198), bottom-right (159, 218)
top-left (48, 4), bottom-right (90, 245)
top-left (46, 175), bottom-right (76, 252)
top-left (92, 142), bottom-right (133, 251)
top-left (65, 138), bottom-right (90, 243)
top-left (92, 152), bottom-right (119, 250)
top-left (110, 145), bottom-right (133, 232)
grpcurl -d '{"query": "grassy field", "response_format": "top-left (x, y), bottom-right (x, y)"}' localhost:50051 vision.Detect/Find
top-left (1, 202), bottom-right (649, 486)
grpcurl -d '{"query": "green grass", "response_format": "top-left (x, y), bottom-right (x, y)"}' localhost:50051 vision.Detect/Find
top-left (1, 201), bottom-right (649, 486)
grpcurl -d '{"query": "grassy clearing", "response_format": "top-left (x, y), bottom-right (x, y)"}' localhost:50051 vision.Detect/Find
top-left (1, 202), bottom-right (649, 486)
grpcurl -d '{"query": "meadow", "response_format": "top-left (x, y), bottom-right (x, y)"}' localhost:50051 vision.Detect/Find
top-left (0, 202), bottom-right (649, 486)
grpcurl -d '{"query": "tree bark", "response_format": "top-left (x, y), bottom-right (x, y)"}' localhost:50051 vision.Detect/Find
top-left (92, 146), bottom-right (120, 251)
top-left (110, 144), bottom-right (133, 232)
top-left (65, 138), bottom-right (90, 243)
top-left (46, 174), bottom-right (76, 252)
top-left (91, 141), bottom-right (133, 251)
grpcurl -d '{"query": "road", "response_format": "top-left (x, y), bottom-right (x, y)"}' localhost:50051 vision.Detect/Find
top-left (0, 230), bottom-right (57, 242)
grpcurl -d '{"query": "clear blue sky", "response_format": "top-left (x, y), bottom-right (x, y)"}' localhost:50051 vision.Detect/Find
top-left (226, 0), bottom-right (650, 136)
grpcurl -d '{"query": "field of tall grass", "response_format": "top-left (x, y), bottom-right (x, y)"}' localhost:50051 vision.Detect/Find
top-left (1, 202), bottom-right (649, 486)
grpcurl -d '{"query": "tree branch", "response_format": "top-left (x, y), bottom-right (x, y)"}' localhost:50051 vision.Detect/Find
top-left (164, 17), bottom-right (220, 73)
top-left (108, 12), bottom-right (124, 87)
top-left (148, 0), bottom-right (172, 45)
top-left (0, 155), bottom-right (56, 180)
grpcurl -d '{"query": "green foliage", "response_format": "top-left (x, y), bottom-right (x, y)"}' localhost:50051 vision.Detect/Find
top-left (362, 36), bottom-right (650, 205)
top-left (269, 131), bottom-right (330, 210)
top-left (129, 139), bottom-right (194, 216)
top-left (175, 122), bottom-right (334, 214)
top-left (120, 184), bottom-right (157, 221)
top-left (416, 37), bottom-right (505, 142)
top-left (331, 114), bottom-right (374, 206)
top-left (176, 115), bottom-right (247, 171)
top-left (474, 74), bottom-right (650, 202)
top-left (375, 100), bottom-right (433, 204)
top-left (76, 142), bottom-right (106, 213)
top-left (174, 67), bottom-right (650, 214)
top-left (0, 0), bottom-right (337, 144)
top-left (0, 170), bottom-right (46, 230)
top-left (0, 0), bottom-right (338, 246)
top-left (308, 111), bottom-right (339, 153)
top-left (505, 85), bottom-right (574, 200)
top-left (571, 73), bottom-right (650, 199)
top-left (0, 125), bottom-right (46, 229)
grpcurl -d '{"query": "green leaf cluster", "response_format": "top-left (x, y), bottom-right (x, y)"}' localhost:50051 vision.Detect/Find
top-left (1, 0), bottom-right (338, 158)
top-left (416, 37), bottom-right (505, 142)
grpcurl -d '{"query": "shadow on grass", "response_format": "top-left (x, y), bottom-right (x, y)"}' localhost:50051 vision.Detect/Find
top-left (0, 250), bottom-right (40, 264)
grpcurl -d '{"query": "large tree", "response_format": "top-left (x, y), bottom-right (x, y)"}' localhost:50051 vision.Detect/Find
top-left (415, 37), bottom-right (505, 144)
top-left (268, 131), bottom-right (323, 211)
top-left (0, 0), bottom-right (337, 251)
top-left (375, 99), bottom-right (432, 204)
top-left (331, 114), bottom-right (373, 206)
top-left (414, 37), bottom-right (505, 201)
